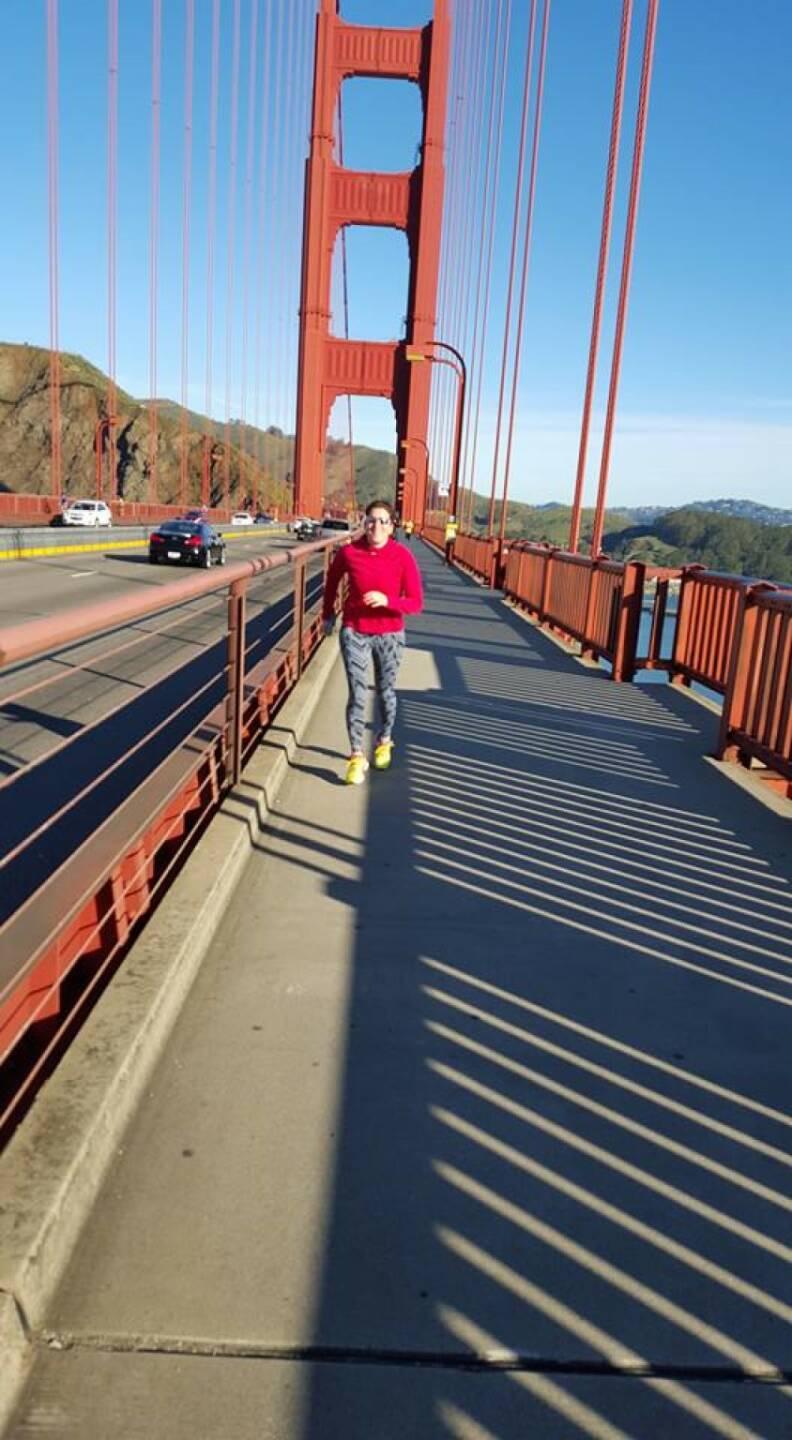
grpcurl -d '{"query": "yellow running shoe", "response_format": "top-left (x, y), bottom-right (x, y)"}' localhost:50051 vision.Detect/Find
top-left (345, 754), bottom-right (369, 786)
top-left (373, 739), bottom-right (394, 771)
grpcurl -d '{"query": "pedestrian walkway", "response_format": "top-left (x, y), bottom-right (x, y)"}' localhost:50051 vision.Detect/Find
top-left (8, 544), bottom-right (792, 1440)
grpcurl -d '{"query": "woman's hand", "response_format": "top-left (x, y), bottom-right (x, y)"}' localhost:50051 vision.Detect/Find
top-left (362, 590), bottom-right (388, 608)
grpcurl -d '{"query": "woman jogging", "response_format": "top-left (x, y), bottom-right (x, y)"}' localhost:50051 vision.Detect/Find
top-left (322, 499), bottom-right (423, 785)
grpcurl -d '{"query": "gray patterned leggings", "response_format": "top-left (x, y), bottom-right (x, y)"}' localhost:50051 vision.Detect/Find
top-left (339, 627), bottom-right (405, 753)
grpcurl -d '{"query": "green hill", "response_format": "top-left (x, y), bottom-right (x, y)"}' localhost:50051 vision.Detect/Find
top-left (602, 507), bottom-right (792, 583)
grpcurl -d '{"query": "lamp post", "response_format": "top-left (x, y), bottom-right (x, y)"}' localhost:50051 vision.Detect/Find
top-left (405, 340), bottom-right (467, 522)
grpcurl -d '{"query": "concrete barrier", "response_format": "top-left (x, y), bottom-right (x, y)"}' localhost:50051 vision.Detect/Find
top-left (0, 525), bottom-right (287, 562)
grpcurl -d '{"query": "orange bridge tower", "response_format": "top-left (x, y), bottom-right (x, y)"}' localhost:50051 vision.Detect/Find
top-left (293, 0), bottom-right (450, 524)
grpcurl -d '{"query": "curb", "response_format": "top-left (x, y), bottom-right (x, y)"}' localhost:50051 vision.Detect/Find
top-left (0, 634), bottom-right (340, 1431)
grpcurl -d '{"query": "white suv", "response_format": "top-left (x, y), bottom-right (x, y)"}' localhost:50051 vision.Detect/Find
top-left (231, 511), bottom-right (253, 527)
top-left (62, 500), bottom-right (113, 527)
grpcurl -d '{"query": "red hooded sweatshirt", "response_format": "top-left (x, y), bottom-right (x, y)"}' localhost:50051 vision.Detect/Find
top-left (322, 537), bottom-right (424, 635)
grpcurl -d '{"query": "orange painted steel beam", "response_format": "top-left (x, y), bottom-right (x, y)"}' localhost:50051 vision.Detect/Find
top-left (294, 0), bottom-right (450, 523)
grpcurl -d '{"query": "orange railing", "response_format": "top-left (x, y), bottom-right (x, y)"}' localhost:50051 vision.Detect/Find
top-left (453, 533), bottom-right (499, 585)
top-left (718, 585), bottom-right (792, 784)
top-left (503, 542), bottom-right (645, 682)
top-left (671, 568), bottom-right (744, 694)
top-left (0, 535), bottom-right (339, 1136)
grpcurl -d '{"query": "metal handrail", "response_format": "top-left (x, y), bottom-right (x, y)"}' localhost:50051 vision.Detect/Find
top-left (0, 535), bottom-right (339, 1134)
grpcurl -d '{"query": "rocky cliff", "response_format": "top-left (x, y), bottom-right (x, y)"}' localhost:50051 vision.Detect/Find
top-left (0, 343), bottom-right (290, 508)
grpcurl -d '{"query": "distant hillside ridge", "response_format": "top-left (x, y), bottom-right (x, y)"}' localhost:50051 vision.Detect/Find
top-left (619, 499), bottom-right (792, 528)
top-left (462, 490), bottom-right (792, 583)
top-left (602, 506), bottom-right (792, 583)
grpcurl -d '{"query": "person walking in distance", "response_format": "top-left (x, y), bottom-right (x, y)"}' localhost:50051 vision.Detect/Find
top-left (403, 518), bottom-right (415, 542)
top-left (444, 513), bottom-right (458, 564)
top-left (322, 499), bottom-right (423, 785)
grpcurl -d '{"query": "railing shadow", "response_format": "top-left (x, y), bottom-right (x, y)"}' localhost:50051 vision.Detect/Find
top-left (274, 548), bottom-right (792, 1437)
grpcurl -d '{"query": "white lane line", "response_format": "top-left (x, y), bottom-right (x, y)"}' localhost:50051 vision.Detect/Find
top-left (70, 571), bottom-right (95, 578)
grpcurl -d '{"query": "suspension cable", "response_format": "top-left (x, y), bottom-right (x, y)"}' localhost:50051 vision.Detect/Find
top-left (471, 0), bottom-right (514, 535)
top-left (46, 0), bottom-right (61, 503)
top-left (336, 95), bottom-right (355, 515)
top-left (148, 0), bottom-right (162, 504)
top-left (487, 0), bottom-right (538, 537)
top-left (590, 0), bottom-right (660, 557)
top-left (106, 0), bottom-right (119, 498)
top-left (223, 0), bottom-right (242, 507)
top-left (240, 0), bottom-right (260, 510)
top-left (253, 0), bottom-right (274, 509)
top-left (568, 0), bottom-right (633, 553)
top-left (180, 0), bottom-right (195, 507)
top-left (499, 0), bottom-right (551, 543)
top-left (202, 0), bottom-right (221, 507)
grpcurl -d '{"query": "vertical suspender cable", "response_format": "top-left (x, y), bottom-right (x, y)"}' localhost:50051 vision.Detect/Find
top-left (337, 96), bottom-right (356, 515)
top-left (203, 0), bottom-right (221, 507)
top-left (459, 0), bottom-right (504, 530)
top-left (455, 0), bottom-right (492, 529)
top-left (275, 0), bottom-right (297, 492)
top-left (46, 0), bottom-right (61, 502)
top-left (106, 0), bottom-right (119, 498)
top-left (285, 0), bottom-right (312, 497)
top-left (499, 0), bottom-right (551, 544)
top-left (432, 0), bottom-right (472, 505)
top-left (487, 0), bottom-right (537, 537)
top-left (180, 0), bottom-right (195, 506)
top-left (451, 4), bottom-right (489, 527)
top-left (240, 0), bottom-right (260, 509)
top-left (253, 0), bottom-right (273, 506)
top-left (444, 0), bottom-right (483, 516)
top-left (568, 0), bottom-right (632, 553)
top-left (223, 0), bottom-right (242, 507)
top-left (428, 0), bottom-right (461, 505)
top-left (148, 0), bottom-right (162, 503)
top-left (470, 0), bottom-right (514, 535)
top-left (264, 0), bottom-right (285, 501)
top-left (590, 0), bottom-right (660, 558)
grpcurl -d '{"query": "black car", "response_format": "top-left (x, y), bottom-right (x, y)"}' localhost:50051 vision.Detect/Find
top-left (254, 512), bottom-right (276, 526)
top-left (292, 518), bottom-right (320, 541)
top-left (149, 521), bottom-right (226, 569)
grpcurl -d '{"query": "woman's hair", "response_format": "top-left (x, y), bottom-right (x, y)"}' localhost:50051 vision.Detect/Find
top-left (364, 499), bottom-right (395, 520)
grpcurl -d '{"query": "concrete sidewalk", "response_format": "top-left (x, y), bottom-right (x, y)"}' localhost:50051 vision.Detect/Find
top-left (6, 543), bottom-right (792, 1439)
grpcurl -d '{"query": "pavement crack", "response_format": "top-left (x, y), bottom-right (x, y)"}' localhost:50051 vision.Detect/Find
top-left (35, 1331), bottom-right (792, 1385)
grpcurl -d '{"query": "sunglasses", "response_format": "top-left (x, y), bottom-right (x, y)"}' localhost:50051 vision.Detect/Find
top-left (365, 516), bottom-right (392, 526)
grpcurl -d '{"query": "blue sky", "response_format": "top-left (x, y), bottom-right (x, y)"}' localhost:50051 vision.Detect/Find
top-left (1, 0), bottom-right (790, 508)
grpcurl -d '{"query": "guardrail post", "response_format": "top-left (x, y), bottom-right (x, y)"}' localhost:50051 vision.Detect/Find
top-left (539, 547), bottom-right (555, 623)
top-left (645, 576), bottom-right (669, 667)
top-left (294, 557), bottom-right (307, 679)
top-left (716, 585), bottom-right (778, 763)
top-left (581, 559), bottom-right (599, 659)
top-left (612, 561), bottom-right (644, 683)
top-left (226, 578), bottom-right (247, 786)
top-left (670, 563), bottom-right (705, 686)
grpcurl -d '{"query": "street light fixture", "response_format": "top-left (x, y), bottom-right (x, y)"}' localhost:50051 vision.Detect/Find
top-left (405, 340), bottom-right (467, 522)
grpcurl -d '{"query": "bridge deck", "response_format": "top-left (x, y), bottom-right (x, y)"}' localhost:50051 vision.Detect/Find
top-left (8, 544), bottom-right (792, 1439)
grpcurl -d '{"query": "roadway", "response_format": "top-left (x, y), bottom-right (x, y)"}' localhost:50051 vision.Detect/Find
top-left (0, 529), bottom-right (293, 626)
